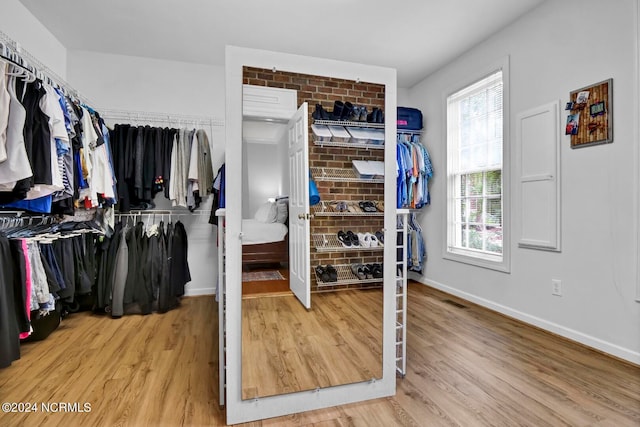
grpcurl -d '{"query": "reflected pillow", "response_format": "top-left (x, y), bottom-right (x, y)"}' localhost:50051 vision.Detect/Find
top-left (275, 200), bottom-right (288, 224)
top-left (254, 202), bottom-right (277, 223)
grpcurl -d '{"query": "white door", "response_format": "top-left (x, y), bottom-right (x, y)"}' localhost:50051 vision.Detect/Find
top-left (288, 103), bottom-right (311, 309)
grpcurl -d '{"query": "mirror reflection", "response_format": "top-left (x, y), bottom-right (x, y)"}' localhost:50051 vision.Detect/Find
top-left (241, 67), bottom-right (385, 399)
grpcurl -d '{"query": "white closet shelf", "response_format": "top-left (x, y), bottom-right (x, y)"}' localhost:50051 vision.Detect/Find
top-left (315, 264), bottom-right (383, 287)
top-left (312, 233), bottom-right (384, 253)
top-left (313, 119), bottom-right (385, 129)
top-left (311, 167), bottom-right (384, 183)
top-left (311, 200), bottom-right (384, 217)
top-left (312, 139), bottom-right (384, 150)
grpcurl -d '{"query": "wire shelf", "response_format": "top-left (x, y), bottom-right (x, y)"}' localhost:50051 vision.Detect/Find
top-left (311, 200), bottom-right (384, 217)
top-left (310, 167), bottom-right (384, 183)
top-left (312, 233), bottom-right (384, 253)
top-left (315, 264), bottom-right (383, 287)
top-left (313, 119), bottom-right (385, 129)
top-left (312, 138), bottom-right (384, 150)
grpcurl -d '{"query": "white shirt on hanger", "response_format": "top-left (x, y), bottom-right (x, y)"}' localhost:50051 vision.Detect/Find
top-left (0, 61), bottom-right (10, 163)
top-left (0, 75), bottom-right (32, 189)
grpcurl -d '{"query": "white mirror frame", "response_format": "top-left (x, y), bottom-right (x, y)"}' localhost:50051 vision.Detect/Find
top-left (224, 45), bottom-right (397, 424)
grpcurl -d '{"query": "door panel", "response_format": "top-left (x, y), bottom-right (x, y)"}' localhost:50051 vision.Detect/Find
top-left (288, 103), bottom-right (310, 308)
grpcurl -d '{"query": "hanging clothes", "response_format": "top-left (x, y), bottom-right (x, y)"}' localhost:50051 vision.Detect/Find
top-left (0, 61), bottom-right (117, 213)
top-left (93, 217), bottom-right (191, 317)
top-left (208, 163), bottom-right (225, 225)
top-left (396, 133), bottom-right (433, 209)
top-left (0, 74), bottom-right (32, 199)
top-left (108, 124), bottom-right (213, 212)
top-left (0, 232), bottom-right (22, 368)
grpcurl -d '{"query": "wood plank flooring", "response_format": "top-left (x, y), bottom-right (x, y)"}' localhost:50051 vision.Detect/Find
top-left (242, 267), bottom-right (291, 298)
top-left (242, 289), bottom-right (383, 399)
top-left (0, 282), bottom-right (638, 426)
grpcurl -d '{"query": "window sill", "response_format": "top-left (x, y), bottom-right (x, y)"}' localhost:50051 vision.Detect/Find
top-left (444, 248), bottom-right (510, 273)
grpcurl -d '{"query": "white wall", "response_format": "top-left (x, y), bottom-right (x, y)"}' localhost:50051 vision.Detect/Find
top-left (407, 0), bottom-right (640, 363)
top-left (67, 49), bottom-right (227, 296)
top-left (242, 141), bottom-right (283, 218)
top-left (0, 0), bottom-right (67, 78)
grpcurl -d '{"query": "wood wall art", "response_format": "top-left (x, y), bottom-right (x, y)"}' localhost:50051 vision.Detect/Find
top-left (566, 79), bottom-right (613, 148)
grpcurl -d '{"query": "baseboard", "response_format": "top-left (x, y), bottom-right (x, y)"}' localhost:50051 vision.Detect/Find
top-left (417, 277), bottom-right (640, 366)
top-left (184, 286), bottom-right (216, 297)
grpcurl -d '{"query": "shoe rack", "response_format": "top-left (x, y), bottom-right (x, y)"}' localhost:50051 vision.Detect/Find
top-left (310, 116), bottom-right (386, 289)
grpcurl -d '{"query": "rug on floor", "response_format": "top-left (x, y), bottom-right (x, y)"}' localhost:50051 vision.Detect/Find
top-left (242, 270), bottom-right (285, 282)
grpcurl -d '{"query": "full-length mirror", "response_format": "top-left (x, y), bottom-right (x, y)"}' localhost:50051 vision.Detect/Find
top-left (240, 68), bottom-right (385, 399)
top-left (225, 46), bottom-right (397, 425)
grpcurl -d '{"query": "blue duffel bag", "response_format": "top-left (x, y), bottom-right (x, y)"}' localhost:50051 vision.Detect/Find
top-left (397, 107), bottom-right (423, 130)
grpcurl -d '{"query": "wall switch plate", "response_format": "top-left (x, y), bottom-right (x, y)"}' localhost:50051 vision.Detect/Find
top-left (552, 279), bottom-right (562, 296)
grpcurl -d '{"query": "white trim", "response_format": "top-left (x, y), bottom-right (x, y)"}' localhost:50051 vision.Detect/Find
top-left (224, 46), bottom-right (397, 425)
top-left (515, 100), bottom-right (561, 252)
top-left (443, 55), bottom-right (511, 273)
top-left (635, 0), bottom-right (640, 302)
top-left (183, 287), bottom-right (215, 297)
top-left (417, 278), bottom-right (640, 365)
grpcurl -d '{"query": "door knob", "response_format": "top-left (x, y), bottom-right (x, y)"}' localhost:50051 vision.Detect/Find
top-left (298, 213), bottom-right (305, 220)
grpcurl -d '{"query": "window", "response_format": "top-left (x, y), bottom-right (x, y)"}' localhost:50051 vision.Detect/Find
top-left (446, 68), bottom-right (508, 269)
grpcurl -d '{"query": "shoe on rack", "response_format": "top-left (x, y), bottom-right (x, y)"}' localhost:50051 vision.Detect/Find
top-left (331, 101), bottom-right (344, 121)
top-left (341, 101), bottom-right (354, 121)
top-left (371, 263), bottom-right (383, 278)
top-left (363, 264), bottom-right (373, 279)
top-left (313, 104), bottom-right (323, 120)
top-left (367, 107), bottom-right (378, 123)
top-left (351, 263), bottom-right (366, 280)
top-left (375, 230), bottom-right (385, 245)
top-left (337, 230), bottom-right (351, 247)
top-left (325, 264), bottom-right (338, 282)
top-left (349, 105), bottom-right (361, 122)
top-left (358, 232), bottom-right (371, 248)
top-left (346, 230), bottom-right (360, 247)
top-left (334, 201), bottom-right (348, 212)
top-left (367, 232), bottom-right (379, 247)
top-left (315, 265), bottom-right (330, 282)
top-left (359, 106), bottom-right (368, 121)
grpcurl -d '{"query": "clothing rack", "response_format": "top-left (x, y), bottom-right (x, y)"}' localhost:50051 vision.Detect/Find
top-left (0, 29), bottom-right (95, 106)
top-left (115, 209), bottom-right (211, 224)
top-left (99, 109), bottom-right (224, 128)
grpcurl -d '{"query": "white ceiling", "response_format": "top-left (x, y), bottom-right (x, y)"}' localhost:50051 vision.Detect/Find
top-left (20, 0), bottom-right (545, 87)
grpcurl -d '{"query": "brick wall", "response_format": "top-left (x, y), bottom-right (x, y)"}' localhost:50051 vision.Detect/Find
top-left (243, 67), bottom-right (386, 292)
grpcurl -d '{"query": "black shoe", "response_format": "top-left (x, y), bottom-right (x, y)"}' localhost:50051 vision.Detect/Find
top-left (367, 107), bottom-right (379, 123)
top-left (326, 264), bottom-right (338, 282)
top-left (331, 101), bottom-right (344, 120)
top-left (341, 101), bottom-right (354, 121)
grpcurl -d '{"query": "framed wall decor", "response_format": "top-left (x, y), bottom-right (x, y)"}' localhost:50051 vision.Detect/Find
top-left (567, 78), bottom-right (613, 148)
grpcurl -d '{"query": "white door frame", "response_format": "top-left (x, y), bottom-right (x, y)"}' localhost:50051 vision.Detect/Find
top-left (224, 45), bottom-right (397, 425)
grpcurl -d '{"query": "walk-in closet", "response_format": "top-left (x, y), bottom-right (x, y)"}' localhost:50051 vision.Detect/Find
top-left (1, 1), bottom-right (640, 426)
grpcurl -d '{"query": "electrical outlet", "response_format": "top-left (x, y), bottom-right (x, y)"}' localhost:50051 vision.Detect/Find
top-left (552, 279), bottom-right (562, 296)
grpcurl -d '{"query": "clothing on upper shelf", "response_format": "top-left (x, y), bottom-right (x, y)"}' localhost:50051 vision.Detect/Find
top-left (396, 133), bottom-right (433, 209)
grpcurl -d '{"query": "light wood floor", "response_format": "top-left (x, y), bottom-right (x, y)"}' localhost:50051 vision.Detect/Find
top-left (242, 289), bottom-right (383, 399)
top-left (0, 283), bottom-right (638, 426)
top-left (242, 266), bottom-right (291, 297)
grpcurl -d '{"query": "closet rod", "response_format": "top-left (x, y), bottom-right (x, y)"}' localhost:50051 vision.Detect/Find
top-left (115, 210), bottom-right (211, 217)
top-left (0, 30), bottom-right (95, 106)
top-left (99, 109), bottom-right (224, 127)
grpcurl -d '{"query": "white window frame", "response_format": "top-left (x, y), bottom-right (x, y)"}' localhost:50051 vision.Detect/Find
top-left (444, 56), bottom-right (510, 273)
